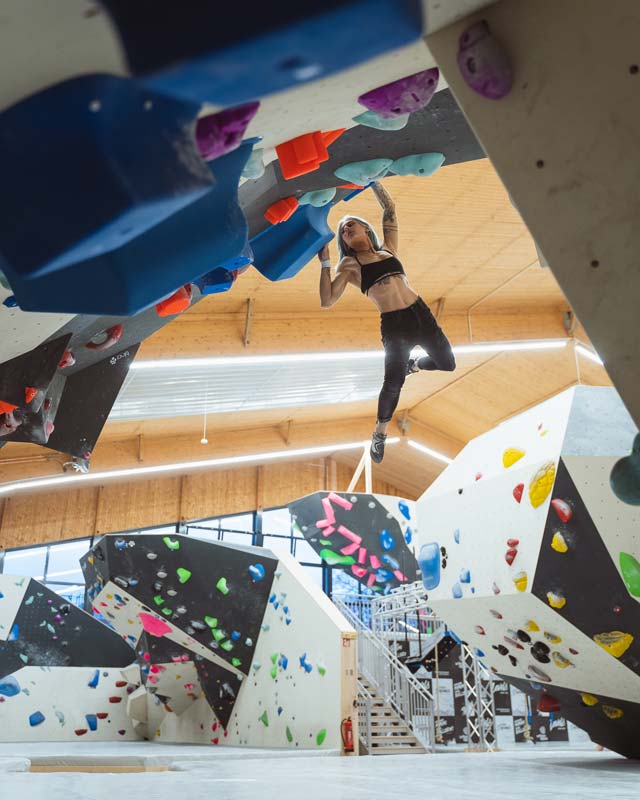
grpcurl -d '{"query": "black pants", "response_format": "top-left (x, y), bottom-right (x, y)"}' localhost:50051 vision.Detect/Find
top-left (378, 297), bottom-right (455, 423)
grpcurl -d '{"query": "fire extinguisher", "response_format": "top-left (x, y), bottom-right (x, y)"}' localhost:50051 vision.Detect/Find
top-left (341, 717), bottom-right (354, 752)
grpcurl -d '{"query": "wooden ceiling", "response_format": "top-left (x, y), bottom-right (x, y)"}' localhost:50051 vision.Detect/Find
top-left (0, 158), bottom-right (611, 499)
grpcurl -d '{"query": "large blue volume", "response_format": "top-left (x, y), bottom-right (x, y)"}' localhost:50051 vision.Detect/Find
top-left (0, 74), bottom-right (210, 279)
top-left (100, 1), bottom-right (423, 106)
top-left (1, 140), bottom-right (254, 316)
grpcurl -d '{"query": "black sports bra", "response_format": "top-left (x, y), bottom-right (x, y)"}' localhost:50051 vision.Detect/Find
top-left (354, 253), bottom-right (406, 295)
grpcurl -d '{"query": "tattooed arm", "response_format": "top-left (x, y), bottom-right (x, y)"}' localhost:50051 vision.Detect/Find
top-left (371, 180), bottom-right (398, 254)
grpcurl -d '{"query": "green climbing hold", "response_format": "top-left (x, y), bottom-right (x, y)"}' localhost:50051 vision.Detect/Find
top-left (316, 729), bottom-right (327, 746)
top-left (259, 711), bottom-right (269, 727)
top-left (270, 652), bottom-right (279, 665)
top-left (212, 629), bottom-right (226, 642)
top-left (620, 552), bottom-right (640, 596)
top-left (177, 568), bottom-right (191, 584)
top-left (204, 616), bottom-right (218, 628)
top-left (270, 666), bottom-right (278, 680)
top-left (216, 577), bottom-right (229, 595)
top-left (319, 539), bottom-right (332, 546)
top-left (153, 595), bottom-right (164, 606)
top-left (317, 663), bottom-right (327, 677)
top-left (231, 657), bottom-right (242, 668)
top-left (162, 536), bottom-right (180, 551)
top-left (220, 640), bottom-right (233, 652)
top-left (162, 608), bottom-right (173, 616)
top-left (319, 549), bottom-right (356, 567)
top-left (286, 726), bottom-right (294, 743)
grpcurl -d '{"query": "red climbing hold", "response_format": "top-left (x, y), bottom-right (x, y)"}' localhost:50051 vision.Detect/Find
top-left (264, 196), bottom-right (299, 224)
top-left (507, 538), bottom-right (519, 547)
top-left (0, 400), bottom-right (17, 414)
top-left (537, 693), bottom-right (562, 713)
top-left (108, 696), bottom-right (122, 703)
top-left (85, 323), bottom-right (123, 351)
top-left (44, 421), bottom-right (55, 437)
top-left (475, 472), bottom-right (483, 481)
top-left (58, 349), bottom-right (76, 369)
top-left (276, 129), bottom-right (345, 180)
top-left (338, 183), bottom-right (364, 190)
top-left (74, 728), bottom-right (88, 736)
top-left (474, 625), bottom-right (486, 635)
top-left (96, 713), bottom-right (108, 720)
top-left (513, 484), bottom-right (524, 503)
top-left (156, 285), bottom-right (192, 317)
top-left (505, 548), bottom-right (518, 566)
top-left (24, 387), bottom-right (37, 404)
top-left (490, 609), bottom-right (503, 619)
top-left (551, 498), bottom-right (573, 523)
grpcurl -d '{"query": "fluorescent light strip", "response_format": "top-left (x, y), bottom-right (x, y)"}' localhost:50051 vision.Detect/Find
top-left (407, 439), bottom-right (453, 465)
top-left (131, 340), bottom-right (569, 370)
top-left (0, 438), bottom-right (400, 497)
top-left (575, 343), bottom-right (604, 365)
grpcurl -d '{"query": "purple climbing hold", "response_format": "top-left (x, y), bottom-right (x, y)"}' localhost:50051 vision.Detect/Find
top-left (457, 20), bottom-right (513, 100)
top-left (358, 68), bottom-right (439, 118)
top-left (196, 102), bottom-right (260, 161)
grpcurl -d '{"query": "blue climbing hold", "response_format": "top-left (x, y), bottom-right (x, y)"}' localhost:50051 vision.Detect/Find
top-left (29, 711), bottom-right (45, 727)
top-left (86, 714), bottom-right (98, 732)
top-left (453, 529), bottom-right (460, 544)
top-left (380, 529), bottom-right (395, 551)
top-left (231, 630), bottom-right (241, 641)
top-left (88, 669), bottom-right (100, 688)
top-left (475, 649), bottom-right (485, 658)
top-left (398, 500), bottom-right (411, 520)
top-left (278, 654), bottom-right (289, 670)
top-left (249, 564), bottom-right (266, 582)
top-left (459, 568), bottom-right (471, 584)
top-left (2, 295), bottom-right (17, 308)
top-left (381, 554), bottom-right (400, 570)
top-left (352, 110), bottom-right (410, 130)
top-left (452, 582), bottom-right (463, 599)
top-left (8, 623), bottom-right (19, 642)
top-left (418, 543), bottom-right (440, 590)
top-left (299, 653), bottom-right (313, 673)
top-left (389, 152), bottom-right (445, 177)
top-left (0, 676), bottom-right (20, 697)
top-left (404, 527), bottom-right (413, 545)
top-left (269, 593), bottom-right (277, 604)
top-left (241, 147), bottom-right (265, 180)
top-left (298, 188), bottom-right (336, 207)
top-left (194, 268), bottom-right (236, 296)
top-left (375, 568), bottom-right (394, 583)
top-left (334, 158), bottom-right (392, 185)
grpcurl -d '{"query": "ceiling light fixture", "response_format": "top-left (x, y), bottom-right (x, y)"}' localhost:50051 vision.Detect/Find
top-left (0, 438), bottom-right (400, 497)
top-left (407, 439), bottom-right (453, 465)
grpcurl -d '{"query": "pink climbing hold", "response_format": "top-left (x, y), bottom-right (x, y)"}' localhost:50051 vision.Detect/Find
top-left (341, 542), bottom-right (360, 556)
top-left (139, 612), bottom-right (172, 638)
top-left (457, 20), bottom-right (513, 100)
top-left (44, 421), bottom-right (55, 437)
top-left (321, 497), bottom-right (336, 525)
top-left (328, 492), bottom-right (353, 510)
top-left (358, 67), bottom-right (439, 118)
top-left (367, 573), bottom-right (377, 588)
top-left (351, 565), bottom-right (367, 578)
top-left (337, 525), bottom-right (362, 545)
top-left (316, 522), bottom-right (335, 534)
top-left (551, 498), bottom-right (573, 523)
top-left (357, 547), bottom-right (367, 565)
top-left (58, 349), bottom-right (75, 369)
top-left (393, 570), bottom-right (408, 582)
top-left (369, 554), bottom-right (381, 570)
top-left (195, 102), bottom-right (260, 161)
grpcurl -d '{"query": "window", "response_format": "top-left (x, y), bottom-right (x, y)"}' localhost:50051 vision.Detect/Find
top-left (2, 546), bottom-right (47, 580)
top-left (300, 565), bottom-right (323, 591)
top-left (46, 539), bottom-right (90, 587)
top-left (293, 536), bottom-right (322, 565)
top-left (262, 534), bottom-right (293, 557)
top-left (262, 507), bottom-right (292, 537)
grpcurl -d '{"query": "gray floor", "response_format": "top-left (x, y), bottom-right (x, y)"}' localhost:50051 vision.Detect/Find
top-left (1, 746), bottom-right (640, 800)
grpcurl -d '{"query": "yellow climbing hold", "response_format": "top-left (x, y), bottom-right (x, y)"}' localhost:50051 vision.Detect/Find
top-left (513, 571), bottom-right (528, 592)
top-left (602, 705), bottom-right (624, 719)
top-left (503, 448), bottom-right (525, 468)
top-left (525, 620), bottom-right (540, 632)
top-left (593, 631), bottom-right (634, 658)
top-left (551, 532), bottom-right (568, 553)
top-left (546, 591), bottom-right (566, 609)
top-left (529, 461), bottom-right (556, 508)
top-left (551, 651), bottom-right (573, 669)
top-left (581, 693), bottom-right (598, 706)
top-left (544, 631), bottom-right (562, 644)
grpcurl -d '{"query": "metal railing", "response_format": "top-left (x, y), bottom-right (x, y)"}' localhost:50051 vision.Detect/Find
top-left (335, 597), bottom-right (436, 752)
top-left (356, 678), bottom-right (374, 752)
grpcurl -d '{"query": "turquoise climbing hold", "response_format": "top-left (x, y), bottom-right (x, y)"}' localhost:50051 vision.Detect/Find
top-left (334, 158), bottom-right (392, 185)
top-left (298, 188), bottom-right (336, 207)
top-left (352, 110), bottom-right (409, 130)
top-left (241, 147), bottom-right (265, 180)
top-left (389, 152), bottom-right (445, 177)
top-left (610, 434), bottom-right (640, 505)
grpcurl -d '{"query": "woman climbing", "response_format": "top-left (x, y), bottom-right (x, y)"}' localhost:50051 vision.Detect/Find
top-left (318, 181), bottom-right (455, 463)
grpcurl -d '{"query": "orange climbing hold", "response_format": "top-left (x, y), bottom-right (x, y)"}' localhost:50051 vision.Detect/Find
top-left (0, 400), bottom-right (17, 414)
top-left (338, 183), bottom-right (364, 189)
top-left (264, 196), bottom-right (299, 224)
top-left (24, 387), bottom-right (37, 404)
top-left (276, 129), bottom-right (346, 180)
top-left (156, 284), bottom-right (192, 317)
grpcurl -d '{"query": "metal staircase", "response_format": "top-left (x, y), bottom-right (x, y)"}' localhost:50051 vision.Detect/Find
top-left (357, 674), bottom-right (427, 754)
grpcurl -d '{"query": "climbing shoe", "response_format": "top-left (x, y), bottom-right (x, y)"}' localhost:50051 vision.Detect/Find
top-left (370, 431), bottom-right (387, 464)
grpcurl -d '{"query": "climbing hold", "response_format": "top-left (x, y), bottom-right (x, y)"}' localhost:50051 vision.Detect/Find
top-left (0, 676), bottom-right (20, 697)
top-left (452, 582), bottom-right (463, 599)
top-left (388, 152), bottom-right (444, 177)
top-left (474, 625), bottom-right (486, 635)
top-left (24, 386), bottom-right (37, 404)
top-left (528, 665), bottom-right (552, 682)
top-left (551, 532), bottom-right (568, 553)
top-left (29, 711), bottom-right (45, 727)
top-left (505, 549), bottom-right (517, 566)
top-left (404, 527), bottom-right (412, 545)
top-left (0, 400), bottom-right (18, 414)
top-left (177, 568), bottom-right (192, 584)
top-left (286, 726), bottom-right (294, 743)
top-left (88, 669), bottom-right (100, 688)
top-left (319, 549), bottom-right (355, 567)
top-left (459, 568), bottom-right (471, 584)
top-left (610, 433), bottom-right (640, 505)
top-left (453, 529), bottom-right (460, 544)
top-left (544, 631), bottom-right (561, 644)
top-left (358, 67), bottom-right (439, 118)
top-left (581, 693), bottom-right (598, 706)
top-left (537, 694), bottom-right (561, 713)
top-left (196, 102), bottom-right (260, 161)
top-left (503, 448), bottom-right (525, 468)
top-left (276, 129), bottom-right (345, 180)
top-left (603, 705), bottom-right (624, 719)
top-left (318, 662), bottom-right (327, 676)
top-left (316, 729), bottom-right (327, 746)
top-left (139, 612), bottom-right (172, 637)
top-left (299, 653), bottom-right (313, 673)
top-left (379, 529), bottom-right (395, 551)
top-left (546, 591), bottom-right (566, 610)
top-left (264, 196), bottom-right (299, 225)
top-left (492, 582), bottom-right (501, 595)
top-left (298, 188), bottom-right (336, 207)
top-left (2, 294), bottom-right (17, 307)
top-left (259, 710), bottom-right (269, 727)
top-left (334, 158), bottom-right (392, 186)
top-left (551, 498), bottom-right (573, 523)
top-left (85, 323), bottom-right (123, 351)
top-left (513, 571), bottom-right (528, 592)
top-left (529, 462), bottom-right (556, 508)
top-left (162, 537), bottom-right (180, 551)
top-left (398, 501), bottom-right (410, 521)
top-left (593, 631), bottom-right (634, 658)
top-left (525, 620), bottom-right (540, 632)
top-left (619, 552), bottom-right (640, 596)
top-left (44, 421), bottom-right (55, 437)
top-left (248, 564), bottom-right (266, 582)
top-left (418, 542), bottom-right (441, 590)
top-left (457, 20), bottom-right (513, 100)
top-left (506, 538), bottom-right (519, 547)
top-left (352, 110), bottom-right (409, 130)
top-left (58, 349), bottom-right (75, 368)
top-left (490, 609), bottom-right (503, 619)
top-left (551, 651), bottom-right (573, 669)
top-left (216, 577), bottom-right (230, 595)
top-left (220, 640), bottom-right (233, 652)
top-left (513, 483), bottom-right (524, 503)
top-left (241, 146), bottom-right (265, 180)
top-left (156, 284), bottom-right (192, 317)
top-left (86, 713), bottom-right (98, 732)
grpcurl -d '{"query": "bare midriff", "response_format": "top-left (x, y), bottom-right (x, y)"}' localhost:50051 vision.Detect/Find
top-left (367, 273), bottom-right (418, 313)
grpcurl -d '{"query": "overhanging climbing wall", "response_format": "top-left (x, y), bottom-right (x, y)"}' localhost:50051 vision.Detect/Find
top-left (414, 385), bottom-right (640, 758)
top-left (82, 534), bottom-right (355, 749)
